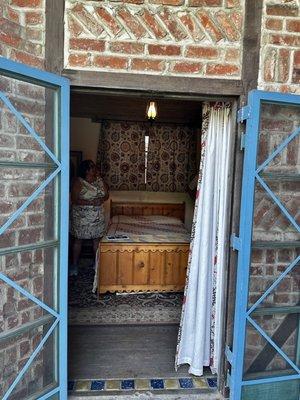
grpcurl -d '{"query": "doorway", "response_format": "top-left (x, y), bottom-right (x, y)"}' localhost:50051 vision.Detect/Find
top-left (67, 89), bottom-right (235, 396)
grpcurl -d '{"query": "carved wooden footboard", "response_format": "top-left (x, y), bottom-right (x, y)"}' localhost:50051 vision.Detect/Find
top-left (98, 243), bottom-right (189, 293)
top-left (98, 201), bottom-right (189, 293)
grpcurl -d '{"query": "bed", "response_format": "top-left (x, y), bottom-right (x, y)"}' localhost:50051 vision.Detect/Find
top-left (97, 201), bottom-right (190, 293)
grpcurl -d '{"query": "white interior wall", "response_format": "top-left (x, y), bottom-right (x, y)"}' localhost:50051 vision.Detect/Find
top-left (70, 117), bottom-right (101, 162)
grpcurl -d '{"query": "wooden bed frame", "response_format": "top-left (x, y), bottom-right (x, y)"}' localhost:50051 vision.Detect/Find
top-left (98, 201), bottom-right (189, 293)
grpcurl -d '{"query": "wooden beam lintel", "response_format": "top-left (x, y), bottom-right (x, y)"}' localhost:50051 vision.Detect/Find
top-left (63, 69), bottom-right (243, 97)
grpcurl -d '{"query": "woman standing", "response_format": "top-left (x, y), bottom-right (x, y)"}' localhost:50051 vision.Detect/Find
top-left (70, 160), bottom-right (109, 276)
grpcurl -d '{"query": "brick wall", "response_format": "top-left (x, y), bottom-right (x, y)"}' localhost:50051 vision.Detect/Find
top-left (0, 0), bottom-right (45, 69)
top-left (64, 0), bottom-right (244, 77)
top-left (0, 2), bottom-right (50, 397)
top-left (258, 0), bottom-right (300, 93)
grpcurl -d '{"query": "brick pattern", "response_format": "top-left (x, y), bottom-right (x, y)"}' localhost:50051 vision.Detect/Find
top-left (245, 104), bottom-right (300, 375)
top-left (0, 0), bottom-right (45, 69)
top-left (259, 0), bottom-right (300, 93)
top-left (64, 0), bottom-right (244, 77)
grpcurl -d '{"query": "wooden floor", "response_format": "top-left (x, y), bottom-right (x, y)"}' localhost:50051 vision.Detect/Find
top-left (68, 324), bottom-right (192, 380)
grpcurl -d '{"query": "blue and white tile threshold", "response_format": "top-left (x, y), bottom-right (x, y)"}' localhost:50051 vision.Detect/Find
top-left (68, 377), bottom-right (222, 399)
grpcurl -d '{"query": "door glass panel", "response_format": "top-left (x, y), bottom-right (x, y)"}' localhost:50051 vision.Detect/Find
top-left (0, 246), bottom-right (58, 310)
top-left (243, 321), bottom-right (297, 379)
top-left (0, 76), bottom-right (57, 156)
top-left (242, 378), bottom-right (300, 400)
top-left (0, 304), bottom-right (56, 399)
top-left (5, 325), bottom-right (58, 400)
top-left (0, 177), bottom-right (58, 248)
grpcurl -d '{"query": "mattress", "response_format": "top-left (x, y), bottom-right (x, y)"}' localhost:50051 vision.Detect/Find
top-left (101, 215), bottom-right (191, 243)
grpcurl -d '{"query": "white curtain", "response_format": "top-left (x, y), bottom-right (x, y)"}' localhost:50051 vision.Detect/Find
top-left (175, 102), bottom-right (233, 376)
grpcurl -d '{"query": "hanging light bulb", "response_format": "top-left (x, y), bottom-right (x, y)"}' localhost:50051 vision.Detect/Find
top-left (146, 101), bottom-right (157, 120)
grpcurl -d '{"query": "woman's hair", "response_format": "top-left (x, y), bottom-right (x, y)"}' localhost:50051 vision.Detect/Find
top-left (78, 160), bottom-right (94, 179)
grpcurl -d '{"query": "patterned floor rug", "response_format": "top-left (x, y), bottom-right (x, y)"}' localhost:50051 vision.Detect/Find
top-left (68, 259), bottom-right (184, 325)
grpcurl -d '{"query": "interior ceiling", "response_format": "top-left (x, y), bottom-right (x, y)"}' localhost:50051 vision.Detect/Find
top-left (71, 92), bottom-right (202, 126)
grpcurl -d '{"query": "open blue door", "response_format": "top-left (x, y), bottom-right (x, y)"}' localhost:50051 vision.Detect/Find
top-left (0, 58), bottom-right (69, 399)
top-left (228, 90), bottom-right (300, 400)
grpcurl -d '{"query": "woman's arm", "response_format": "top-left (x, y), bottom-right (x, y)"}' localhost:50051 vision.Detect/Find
top-left (71, 179), bottom-right (95, 206)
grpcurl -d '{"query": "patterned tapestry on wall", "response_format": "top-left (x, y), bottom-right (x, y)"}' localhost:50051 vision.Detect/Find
top-left (146, 124), bottom-right (197, 192)
top-left (97, 120), bottom-right (197, 192)
top-left (97, 120), bottom-right (146, 191)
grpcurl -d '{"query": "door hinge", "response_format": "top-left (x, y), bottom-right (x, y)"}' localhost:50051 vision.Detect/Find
top-left (240, 132), bottom-right (246, 150)
top-left (231, 234), bottom-right (241, 251)
top-left (237, 105), bottom-right (251, 123)
top-left (225, 345), bottom-right (233, 365)
top-left (226, 371), bottom-right (231, 389)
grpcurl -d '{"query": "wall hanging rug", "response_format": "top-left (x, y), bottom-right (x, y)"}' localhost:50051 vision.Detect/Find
top-left (97, 120), bottom-right (197, 192)
top-left (68, 260), bottom-right (183, 325)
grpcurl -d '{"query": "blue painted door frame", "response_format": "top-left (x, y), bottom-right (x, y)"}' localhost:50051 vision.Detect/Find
top-left (229, 90), bottom-right (300, 400)
top-left (0, 57), bottom-right (69, 399)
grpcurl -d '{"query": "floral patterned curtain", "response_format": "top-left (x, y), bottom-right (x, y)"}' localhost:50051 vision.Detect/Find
top-left (97, 120), bottom-right (145, 190)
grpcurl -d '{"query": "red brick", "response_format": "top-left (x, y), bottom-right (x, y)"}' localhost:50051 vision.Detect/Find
top-left (266, 4), bottom-right (298, 17)
top-left (0, 31), bottom-right (21, 50)
top-left (270, 34), bottom-right (300, 47)
top-left (225, 47), bottom-right (240, 62)
top-left (109, 41), bottom-right (144, 54)
top-left (11, 49), bottom-right (43, 68)
top-left (93, 55), bottom-right (128, 69)
top-left (188, 0), bottom-right (221, 5)
top-left (68, 53), bottom-right (90, 67)
top-left (178, 14), bottom-right (205, 41)
top-left (150, 0), bottom-right (184, 5)
top-left (19, 341), bottom-right (30, 357)
top-left (95, 7), bottom-right (122, 36)
top-left (71, 4), bottom-right (104, 37)
top-left (196, 11), bottom-right (223, 42)
top-left (25, 11), bottom-right (43, 25)
top-left (225, 0), bottom-right (240, 8)
top-left (26, 27), bottom-right (43, 42)
top-left (286, 20), bottom-right (300, 33)
top-left (11, 0), bottom-right (42, 7)
top-left (263, 48), bottom-right (277, 82)
top-left (230, 11), bottom-right (243, 31)
top-left (131, 58), bottom-right (165, 72)
top-left (278, 48), bottom-right (290, 83)
top-left (148, 44), bottom-right (181, 56)
top-left (172, 61), bottom-right (203, 74)
top-left (266, 18), bottom-right (283, 31)
top-left (141, 10), bottom-right (167, 40)
top-left (186, 46), bottom-right (218, 59)
top-left (69, 38), bottom-right (105, 52)
top-left (6, 7), bottom-right (20, 23)
top-left (294, 50), bottom-right (300, 68)
top-left (18, 228), bottom-right (42, 245)
top-left (206, 63), bottom-right (239, 75)
top-left (68, 14), bottom-right (84, 37)
top-left (117, 8), bottom-right (147, 39)
top-left (159, 8), bottom-right (187, 41)
top-left (215, 10), bottom-right (240, 41)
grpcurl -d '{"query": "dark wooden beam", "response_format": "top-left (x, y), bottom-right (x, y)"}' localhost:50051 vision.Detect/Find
top-left (63, 69), bottom-right (244, 97)
top-left (45, 0), bottom-right (65, 74)
top-left (241, 0), bottom-right (264, 96)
